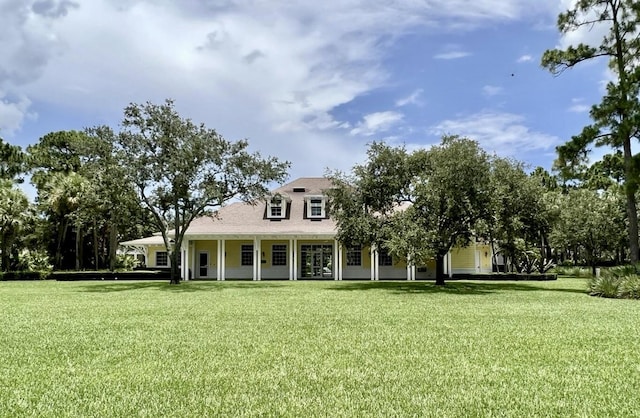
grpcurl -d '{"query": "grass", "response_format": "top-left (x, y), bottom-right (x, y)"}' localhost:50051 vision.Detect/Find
top-left (1, 279), bottom-right (639, 417)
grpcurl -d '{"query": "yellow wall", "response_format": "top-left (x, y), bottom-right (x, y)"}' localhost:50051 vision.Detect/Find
top-left (148, 245), bottom-right (167, 266)
top-left (451, 246), bottom-right (476, 269)
top-left (260, 240), bottom-right (289, 267)
top-left (224, 240), bottom-right (253, 268)
top-left (194, 240), bottom-right (218, 266)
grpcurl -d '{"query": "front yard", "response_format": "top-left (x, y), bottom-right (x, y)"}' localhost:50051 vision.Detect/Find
top-left (1, 279), bottom-right (638, 417)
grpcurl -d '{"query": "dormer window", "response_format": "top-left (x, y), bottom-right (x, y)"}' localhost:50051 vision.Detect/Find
top-left (267, 194), bottom-right (287, 219)
top-left (306, 195), bottom-right (326, 218)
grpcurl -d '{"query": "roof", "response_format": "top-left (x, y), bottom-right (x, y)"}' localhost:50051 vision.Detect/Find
top-left (120, 235), bottom-right (166, 246)
top-left (185, 177), bottom-right (337, 237)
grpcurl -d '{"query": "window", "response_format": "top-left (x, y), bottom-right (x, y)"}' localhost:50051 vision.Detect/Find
top-left (156, 251), bottom-right (168, 267)
top-left (306, 196), bottom-right (326, 218)
top-left (346, 246), bottom-right (362, 266)
top-left (267, 195), bottom-right (287, 219)
top-left (241, 245), bottom-right (254, 266)
top-left (378, 249), bottom-right (392, 266)
top-left (272, 244), bottom-right (287, 266)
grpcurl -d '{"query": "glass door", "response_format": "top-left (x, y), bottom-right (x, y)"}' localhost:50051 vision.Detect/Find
top-left (300, 244), bottom-right (333, 278)
top-left (198, 252), bottom-right (208, 278)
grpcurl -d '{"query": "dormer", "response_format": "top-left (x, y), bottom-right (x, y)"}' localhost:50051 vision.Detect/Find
top-left (267, 193), bottom-right (289, 219)
top-left (305, 195), bottom-right (327, 219)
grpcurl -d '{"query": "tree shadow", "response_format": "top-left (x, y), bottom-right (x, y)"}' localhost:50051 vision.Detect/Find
top-left (328, 280), bottom-right (587, 295)
top-left (76, 280), bottom-right (291, 293)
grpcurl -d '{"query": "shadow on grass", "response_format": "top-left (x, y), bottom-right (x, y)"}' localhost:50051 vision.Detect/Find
top-left (328, 280), bottom-right (587, 295)
top-left (75, 279), bottom-right (586, 296)
top-left (77, 280), bottom-right (291, 293)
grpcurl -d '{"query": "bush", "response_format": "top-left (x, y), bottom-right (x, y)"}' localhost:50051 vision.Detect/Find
top-left (588, 266), bottom-right (640, 300)
top-left (618, 274), bottom-right (640, 299)
top-left (15, 249), bottom-right (52, 273)
top-left (0, 271), bottom-right (51, 281)
top-left (589, 275), bottom-right (620, 298)
top-left (113, 254), bottom-right (139, 271)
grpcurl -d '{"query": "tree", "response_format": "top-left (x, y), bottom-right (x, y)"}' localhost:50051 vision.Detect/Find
top-left (487, 162), bottom-right (557, 274)
top-left (0, 180), bottom-right (30, 271)
top-left (550, 189), bottom-right (625, 275)
top-left (542, 0), bottom-right (640, 263)
top-left (0, 137), bottom-right (25, 182)
top-left (117, 100), bottom-right (290, 284)
top-left (329, 136), bottom-right (492, 285)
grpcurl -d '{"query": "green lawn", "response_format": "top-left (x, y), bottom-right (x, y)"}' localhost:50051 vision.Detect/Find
top-left (1, 279), bottom-right (639, 417)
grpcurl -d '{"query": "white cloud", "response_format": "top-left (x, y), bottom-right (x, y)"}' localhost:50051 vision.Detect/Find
top-left (434, 51), bottom-right (471, 60)
top-left (0, 94), bottom-right (35, 135)
top-left (350, 111), bottom-right (404, 137)
top-left (482, 85), bottom-right (503, 96)
top-left (0, 0), bottom-right (561, 180)
top-left (517, 54), bottom-right (533, 63)
top-left (430, 111), bottom-right (559, 156)
top-left (396, 89), bottom-right (424, 107)
top-left (568, 98), bottom-right (590, 113)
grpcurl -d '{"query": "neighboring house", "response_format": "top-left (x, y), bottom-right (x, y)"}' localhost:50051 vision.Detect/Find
top-left (120, 177), bottom-right (494, 280)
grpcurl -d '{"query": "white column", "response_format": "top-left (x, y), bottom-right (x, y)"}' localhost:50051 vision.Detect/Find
top-left (254, 237), bottom-right (262, 281)
top-left (292, 239), bottom-right (298, 280)
top-left (337, 242), bottom-right (343, 281)
top-left (220, 239), bottom-right (226, 281)
top-left (447, 251), bottom-right (453, 278)
top-left (217, 239), bottom-right (222, 281)
top-left (184, 240), bottom-right (190, 280)
top-left (334, 240), bottom-right (340, 281)
top-left (406, 257), bottom-right (411, 281)
top-left (370, 245), bottom-right (375, 281)
top-left (411, 264), bottom-right (416, 281)
top-left (374, 249), bottom-right (380, 281)
top-left (289, 239), bottom-right (294, 280)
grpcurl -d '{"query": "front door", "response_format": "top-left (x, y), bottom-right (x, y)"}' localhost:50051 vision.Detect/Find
top-left (300, 244), bottom-right (333, 278)
top-left (198, 252), bottom-right (209, 278)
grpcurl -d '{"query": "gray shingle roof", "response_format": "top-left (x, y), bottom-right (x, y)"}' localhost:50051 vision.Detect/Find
top-left (185, 177), bottom-right (337, 237)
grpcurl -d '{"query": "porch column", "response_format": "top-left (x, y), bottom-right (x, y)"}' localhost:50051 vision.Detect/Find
top-left (254, 237), bottom-right (262, 281)
top-left (289, 239), bottom-right (294, 280)
top-left (334, 240), bottom-right (342, 281)
top-left (411, 264), bottom-right (416, 281)
top-left (181, 239), bottom-right (189, 280)
top-left (220, 239), bottom-right (226, 281)
top-left (370, 245), bottom-right (375, 281)
top-left (406, 257), bottom-right (411, 281)
top-left (447, 251), bottom-right (453, 279)
top-left (217, 239), bottom-right (222, 281)
top-left (374, 249), bottom-right (380, 281)
top-left (292, 238), bottom-right (298, 280)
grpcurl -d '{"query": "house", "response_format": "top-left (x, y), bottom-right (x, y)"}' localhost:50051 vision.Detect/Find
top-left (120, 177), bottom-right (494, 280)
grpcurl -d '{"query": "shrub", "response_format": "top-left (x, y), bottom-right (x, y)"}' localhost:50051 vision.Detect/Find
top-left (15, 249), bottom-right (52, 273)
top-left (589, 275), bottom-right (620, 298)
top-left (617, 274), bottom-right (640, 299)
top-left (113, 254), bottom-right (139, 271)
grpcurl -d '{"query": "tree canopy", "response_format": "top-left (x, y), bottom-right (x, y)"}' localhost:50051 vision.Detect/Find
top-left (116, 100), bottom-right (290, 283)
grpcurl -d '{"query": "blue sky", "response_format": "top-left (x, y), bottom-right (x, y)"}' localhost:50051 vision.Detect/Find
top-left (0, 0), bottom-right (613, 196)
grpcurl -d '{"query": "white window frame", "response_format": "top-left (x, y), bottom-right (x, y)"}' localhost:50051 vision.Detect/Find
top-left (267, 195), bottom-right (287, 219)
top-left (306, 195), bottom-right (326, 218)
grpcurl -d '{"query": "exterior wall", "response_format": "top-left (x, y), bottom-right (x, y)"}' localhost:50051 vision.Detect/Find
top-left (342, 245), bottom-right (371, 280)
top-left (225, 240), bottom-right (254, 279)
top-left (415, 259), bottom-right (436, 280)
top-left (260, 240), bottom-right (289, 279)
top-left (193, 240), bottom-right (217, 279)
top-left (148, 244), bottom-right (168, 267)
top-left (451, 245), bottom-right (476, 274)
top-left (379, 256), bottom-right (408, 280)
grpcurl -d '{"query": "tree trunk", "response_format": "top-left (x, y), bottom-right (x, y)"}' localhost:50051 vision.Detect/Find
top-left (108, 221), bottom-right (118, 271)
top-left (435, 252), bottom-right (446, 286)
top-left (170, 249), bottom-right (181, 284)
top-left (75, 224), bottom-right (82, 270)
top-left (93, 219), bottom-right (99, 270)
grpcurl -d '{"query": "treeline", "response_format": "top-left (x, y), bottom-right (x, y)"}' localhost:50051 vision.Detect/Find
top-left (1, 130), bottom-right (156, 272)
top-left (328, 138), bottom-right (629, 285)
